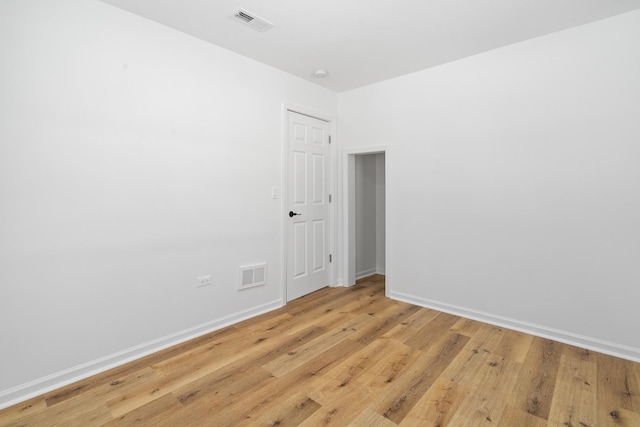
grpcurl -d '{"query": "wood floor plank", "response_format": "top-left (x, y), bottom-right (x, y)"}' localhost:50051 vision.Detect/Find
top-left (236, 393), bottom-right (321, 427)
top-left (0, 398), bottom-right (47, 425)
top-left (3, 275), bottom-right (640, 427)
top-left (194, 339), bottom-right (363, 426)
top-left (511, 337), bottom-right (562, 421)
top-left (235, 392), bottom-right (321, 427)
top-left (213, 379), bottom-right (318, 427)
top-left (172, 365), bottom-right (274, 408)
top-left (105, 369), bottom-right (188, 418)
top-left (355, 304), bottom-right (422, 346)
top-left (272, 337), bottom-right (366, 404)
top-left (369, 332), bottom-right (469, 423)
top-left (462, 323), bottom-right (509, 356)
top-left (497, 405), bottom-right (548, 427)
top-left (322, 335), bottom-right (399, 386)
top-left (493, 328), bottom-right (535, 363)
top-left (351, 340), bottom-right (423, 399)
top-left (158, 368), bottom-right (279, 426)
top-left (7, 367), bottom-right (160, 427)
top-left (403, 312), bottom-right (461, 351)
top-left (548, 352), bottom-right (598, 427)
top-left (102, 392), bottom-right (184, 426)
top-left (7, 398), bottom-right (113, 427)
top-left (450, 317), bottom-right (483, 337)
top-left (597, 352), bottom-right (640, 426)
top-left (224, 324), bottom-right (328, 374)
top-left (263, 313), bottom-right (375, 377)
top-left (370, 349), bottom-right (444, 424)
top-left (107, 341), bottom-right (261, 418)
top-left (298, 385), bottom-right (372, 427)
top-left (445, 351), bottom-right (522, 426)
top-left (440, 325), bottom-right (506, 387)
top-left (278, 289), bottom-right (380, 337)
top-left (399, 377), bottom-right (470, 427)
top-left (382, 307), bottom-right (441, 343)
top-left (304, 375), bottom-right (373, 418)
top-left (606, 407), bottom-right (640, 427)
top-left (348, 407), bottom-right (397, 427)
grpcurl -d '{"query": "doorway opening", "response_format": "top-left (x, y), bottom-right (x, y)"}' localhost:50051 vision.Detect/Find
top-left (344, 148), bottom-right (388, 294)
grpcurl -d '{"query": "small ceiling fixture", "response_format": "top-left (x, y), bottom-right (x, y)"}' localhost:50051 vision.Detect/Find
top-left (228, 8), bottom-right (274, 32)
top-left (313, 69), bottom-right (328, 78)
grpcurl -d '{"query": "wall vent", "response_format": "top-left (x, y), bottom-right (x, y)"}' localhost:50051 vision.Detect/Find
top-left (238, 263), bottom-right (267, 290)
top-left (228, 8), bottom-right (274, 32)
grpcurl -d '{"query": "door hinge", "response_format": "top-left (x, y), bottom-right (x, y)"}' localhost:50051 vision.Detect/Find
top-left (329, 194), bottom-right (332, 203)
top-left (328, 135), bottom-right (332, 144)
top-left (329, 254), bottom-right (332, 263)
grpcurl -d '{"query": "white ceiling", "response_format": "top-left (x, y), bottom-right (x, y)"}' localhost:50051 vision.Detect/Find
top-left (99, 0), bottom-right (640, 92)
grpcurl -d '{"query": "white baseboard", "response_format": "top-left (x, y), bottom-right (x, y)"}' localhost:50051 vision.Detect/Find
top-left (0, 299), bottom-right (283, 410)
top-left (356, 268), bottom-right (377, 280)
top-left (389, 290), bottom-right (640, 363)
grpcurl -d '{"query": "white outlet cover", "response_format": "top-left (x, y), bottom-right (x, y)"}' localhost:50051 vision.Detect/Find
top-left (197, 275), bottom-right (212, 287)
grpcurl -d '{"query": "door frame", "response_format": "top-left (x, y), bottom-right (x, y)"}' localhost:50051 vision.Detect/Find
top-left (342, 146), bottom-right (390, 296)
top-left (282, 103), bottom-right (337, 304)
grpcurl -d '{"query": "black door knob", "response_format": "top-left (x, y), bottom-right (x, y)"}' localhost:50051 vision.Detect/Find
top-left (289, 211), bottom-right (301, 217)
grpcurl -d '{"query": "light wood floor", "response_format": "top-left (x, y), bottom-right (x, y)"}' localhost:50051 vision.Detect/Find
top-left (2, 275), bottom-right (639, 426)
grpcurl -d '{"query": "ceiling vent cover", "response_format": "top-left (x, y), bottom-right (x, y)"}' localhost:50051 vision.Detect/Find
top-left (228, 8), bottom-right (274, 32)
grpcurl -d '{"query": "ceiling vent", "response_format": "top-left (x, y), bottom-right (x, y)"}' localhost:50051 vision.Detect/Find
top-left (228, 8), bottom-right (274, 32)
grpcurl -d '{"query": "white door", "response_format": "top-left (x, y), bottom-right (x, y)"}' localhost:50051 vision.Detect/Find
top-left (286, 111), bottom-right (331, 301)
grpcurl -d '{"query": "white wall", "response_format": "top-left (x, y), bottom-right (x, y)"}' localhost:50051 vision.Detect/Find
top-left (0, 0), bottom-right (337, 406)
top-left (339, 10), bottom-right (640, 360)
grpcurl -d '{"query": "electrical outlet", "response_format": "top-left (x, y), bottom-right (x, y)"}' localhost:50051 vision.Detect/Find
top-left (197, 275), bottom-right (212, 287)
